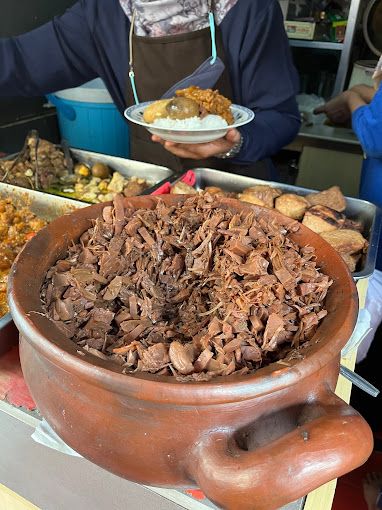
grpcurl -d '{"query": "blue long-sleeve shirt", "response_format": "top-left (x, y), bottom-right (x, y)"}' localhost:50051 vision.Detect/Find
top-left (0, 0), bottom-right (301, 165)
top-left (352, 84), bottom-right (382, 269)
top-left (353, 85), bottom-right (382, 160)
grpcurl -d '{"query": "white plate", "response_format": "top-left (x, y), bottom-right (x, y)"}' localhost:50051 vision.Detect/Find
top-left (124, 102), bottom-right (255, 144)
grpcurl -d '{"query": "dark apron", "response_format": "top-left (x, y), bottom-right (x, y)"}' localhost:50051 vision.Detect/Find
top-left (126, 26), bottom-right (272, 177)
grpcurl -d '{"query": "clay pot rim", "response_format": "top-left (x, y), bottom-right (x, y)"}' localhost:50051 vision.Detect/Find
top-left (9, 195), bottom-right (358, 405)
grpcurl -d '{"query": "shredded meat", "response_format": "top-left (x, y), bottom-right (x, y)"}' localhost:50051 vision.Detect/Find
top-left (41, 194), bottom-right (332, 382)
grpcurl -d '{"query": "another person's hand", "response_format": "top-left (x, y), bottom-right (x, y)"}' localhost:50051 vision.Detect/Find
top-left (151, 128), bottom-right (241, 160)
top-left (314, 85), bottom-right (374, 126)
top-left (313, 91), bottom-right (353, 125)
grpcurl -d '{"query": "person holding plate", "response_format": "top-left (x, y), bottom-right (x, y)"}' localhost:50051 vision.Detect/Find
top-left (0, 0), bottom-right (300, 174)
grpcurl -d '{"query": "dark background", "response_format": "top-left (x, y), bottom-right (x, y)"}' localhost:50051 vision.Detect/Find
top-left (0, 0), bottom-right (76, 154)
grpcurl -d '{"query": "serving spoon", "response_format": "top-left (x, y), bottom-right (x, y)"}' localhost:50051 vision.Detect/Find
top-left (340, 364), bottom-right (380, 397)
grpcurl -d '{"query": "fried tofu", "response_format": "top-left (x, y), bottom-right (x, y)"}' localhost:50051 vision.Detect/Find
top-left (343, 217), bottom-right (363, 232)
top-left (205, 186), bottom-right (227, 197)
top-left (171, 182), bottom-right (197, 195)
top-left (306, 186), bottom-right (346, 212)
top-left (275, 194), bottom-right (309, 220)
top-left (320, 229), bottom-right (368, 255)
top-left (238, 194), bottom-right (266, 207)
top-left (340, 252), bottom-right (361, 273)
top-left (302, 205), bottom-right (345, 234)
top-left (240, 185), bottom-right (282, 209)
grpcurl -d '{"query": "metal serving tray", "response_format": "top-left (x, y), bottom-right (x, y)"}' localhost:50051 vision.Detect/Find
top-left (70, 149), bottom-right (173, 190)
top-left (0, 182), bottom-right (86, 339)
top-left (1, 148), bottom-right (174, 201)
top-left (174, 168), bottom-right (382, 280)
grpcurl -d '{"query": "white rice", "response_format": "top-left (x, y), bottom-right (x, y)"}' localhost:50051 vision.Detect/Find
top-left (152, 114), bottom-right (228, 130)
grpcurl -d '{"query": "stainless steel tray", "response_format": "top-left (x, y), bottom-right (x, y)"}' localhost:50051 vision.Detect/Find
top-left (1, 148), bottom-right (174, 201)
top-left (70, 149), bottom-right (173, 188)
top-left (174, 168), bottom-right (382, 280)
top-left (0, 182), bottom-right (86, 334)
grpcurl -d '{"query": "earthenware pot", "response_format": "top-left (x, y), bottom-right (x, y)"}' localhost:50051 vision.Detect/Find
top-left (8, 195), bottom-right (373, 510)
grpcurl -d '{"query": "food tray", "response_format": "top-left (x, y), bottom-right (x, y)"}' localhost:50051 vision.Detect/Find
top-left (0, 182), bottom-right (86, 337)
top-left (70, 149), bottom-right (173, 191)
top-left (1, 148), bottom-right (174, 201)
top-left (171, 168), bottom-right (382, 280)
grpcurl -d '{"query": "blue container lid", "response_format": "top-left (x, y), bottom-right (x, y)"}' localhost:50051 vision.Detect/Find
top-left (54, 78), bottom-right (113, 104)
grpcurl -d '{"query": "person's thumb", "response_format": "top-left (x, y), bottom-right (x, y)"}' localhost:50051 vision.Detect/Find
top-left (313, 105), bottom-right (326, 115)
top-left (226, 128), bottom-right (241, 143)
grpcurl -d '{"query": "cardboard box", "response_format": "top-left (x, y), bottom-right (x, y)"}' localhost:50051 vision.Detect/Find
top-left (284, 20), bottom-right (316, 40)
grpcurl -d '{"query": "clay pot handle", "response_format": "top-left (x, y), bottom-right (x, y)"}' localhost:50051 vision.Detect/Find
top-left (188, 391), bottom-right (373, 510)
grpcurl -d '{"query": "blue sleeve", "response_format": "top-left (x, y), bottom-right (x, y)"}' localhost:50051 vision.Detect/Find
top-left (0, 0), bottom-right (98, 97)
top-left (352, 85), bottom-right (382, 159)
top-left (221, 0), bottom-right (301, 164)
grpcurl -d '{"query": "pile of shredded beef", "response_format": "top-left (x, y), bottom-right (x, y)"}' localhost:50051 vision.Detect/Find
top-left (41, 194), bottom-right (332, 382)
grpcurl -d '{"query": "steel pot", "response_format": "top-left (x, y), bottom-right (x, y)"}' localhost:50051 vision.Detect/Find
top-left (8, 195), bottom-right (373, 510)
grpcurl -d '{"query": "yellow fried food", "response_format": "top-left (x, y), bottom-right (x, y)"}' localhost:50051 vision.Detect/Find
top-left (74, 164), bottom-right (90, 177)
top-left (275, 194), bottom-right (309, 220)
top-left (143, 99), bottom-right (171, 124)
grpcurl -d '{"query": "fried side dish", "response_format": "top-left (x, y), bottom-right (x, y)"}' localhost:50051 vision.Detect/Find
top-left (171, 183), bottom-right (368, 273)
top-left (0, 132), bottom-right (151, 203)
top-left (302, 205), bottom-right (346, 234)
top-left (41, 194), bottom-right (332, 382)
top-left (306, 186), bottom-right (346, 212)
top-left (239, 185), bottom-right (282, 209)
top-left (320, 229), bottom-right (368, 255)
top-left (0, 136), bottom-right (67, 190)
top-left (275, 194), bottom-right (309, 220)
top-left (0, 198), bottom-right (46, 317)
top-left (176, 86), bottom-right (234, 125)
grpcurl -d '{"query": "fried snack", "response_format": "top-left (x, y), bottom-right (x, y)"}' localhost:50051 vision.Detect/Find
top-left (204, 186), bottom-right (227, 196)
top-left (143, 99), bottom-right (172, 124)
top-left (176, 86), bottom-right (234, 125)
top-left (302, 205), bottom-right (346, 234)
top-left (171, 182), bottom-right (198, 195)
top-left (239, 185), bottom-right (282, 209)
top-left (275, 194), bottom-right (309, 220)
top-left (238, 194), bottom-right (265, 206)
top-left (341, 253), bottom-right (361, 273)
top-left (320, 229), bottom-right (368, 255)
top-left (343, 217), bottom-right (363, 232)
top-left (123, 180), bottom-right (147, 197)
top-left (306, 186), bottom-right (346, 212)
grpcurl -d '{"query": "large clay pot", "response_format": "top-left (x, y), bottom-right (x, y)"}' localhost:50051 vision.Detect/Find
top-left (8, 195), bottom-right (373, 510)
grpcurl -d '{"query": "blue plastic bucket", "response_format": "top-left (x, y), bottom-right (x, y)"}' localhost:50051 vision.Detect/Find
top-left (48, 79), bottom-right (130, 158)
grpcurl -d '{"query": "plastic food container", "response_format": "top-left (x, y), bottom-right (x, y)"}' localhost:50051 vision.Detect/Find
top-left (47, 79), bottom-right (130, 158)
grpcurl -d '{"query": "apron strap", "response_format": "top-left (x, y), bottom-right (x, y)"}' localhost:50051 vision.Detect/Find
top-left (209, 11), bottom-right (217, 65)
top-left (129, 10), bottom-right (140, 104)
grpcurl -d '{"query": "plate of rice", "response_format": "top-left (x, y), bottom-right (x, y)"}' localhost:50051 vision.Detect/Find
top-left (124, 87), bottom-right (255, 144)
